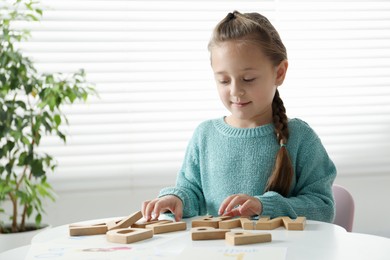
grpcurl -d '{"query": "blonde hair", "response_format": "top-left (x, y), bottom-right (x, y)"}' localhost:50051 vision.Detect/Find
top-left (208, 11), bottom-right (293, 197)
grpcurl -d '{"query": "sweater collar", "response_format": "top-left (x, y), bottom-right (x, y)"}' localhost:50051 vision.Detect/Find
top-left (213, 117), bottom-right (275, 138)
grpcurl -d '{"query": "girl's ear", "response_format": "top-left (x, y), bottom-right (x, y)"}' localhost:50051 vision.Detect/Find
top-left (275, 60), bottom-right (288, 86)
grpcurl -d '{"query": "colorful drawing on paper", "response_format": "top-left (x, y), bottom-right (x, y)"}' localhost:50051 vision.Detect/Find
top-left (176, 247), bottom-right (287, 260)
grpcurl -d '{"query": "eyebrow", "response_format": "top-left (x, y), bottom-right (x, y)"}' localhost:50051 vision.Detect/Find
top-left (214, 68), bottom-right (257, 75)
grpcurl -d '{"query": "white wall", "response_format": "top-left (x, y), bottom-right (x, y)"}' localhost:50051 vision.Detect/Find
top-left (41, 173), bottom-right (390, 238)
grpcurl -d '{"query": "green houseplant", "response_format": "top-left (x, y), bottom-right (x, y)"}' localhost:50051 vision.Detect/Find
top-left (0, 0), bottom-right (96, 234)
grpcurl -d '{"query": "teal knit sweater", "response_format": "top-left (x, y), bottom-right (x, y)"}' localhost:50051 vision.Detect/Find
top-left (159, 117), bottom-right (336, 222)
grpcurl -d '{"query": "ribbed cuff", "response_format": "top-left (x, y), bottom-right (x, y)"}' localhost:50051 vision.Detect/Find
top-left (255, 191), bottom-right (279, 217)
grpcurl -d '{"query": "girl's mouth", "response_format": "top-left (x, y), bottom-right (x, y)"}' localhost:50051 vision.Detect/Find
top-left (231, 101), bottom-right (251, 107)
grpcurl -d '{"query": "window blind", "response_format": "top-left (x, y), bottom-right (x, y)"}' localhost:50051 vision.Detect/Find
top-left (9, 0), bottom-right (390, 190)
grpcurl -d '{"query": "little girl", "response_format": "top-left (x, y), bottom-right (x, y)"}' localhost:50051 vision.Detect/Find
top-left (142, 11), bottom-right (336, 223)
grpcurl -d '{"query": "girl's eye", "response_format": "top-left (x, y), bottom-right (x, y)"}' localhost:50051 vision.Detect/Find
top-left (243, 78), bottom-right (255, 82)
top-left (218, 80), bottom-right (229, 85)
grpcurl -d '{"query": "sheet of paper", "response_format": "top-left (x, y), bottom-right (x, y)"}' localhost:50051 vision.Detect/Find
top-left (26, 241), bottom-right (178, 260)
top-left (175, 247), bottom-right (287, 260)
top-left (26, 240), bottom-right (287, 260)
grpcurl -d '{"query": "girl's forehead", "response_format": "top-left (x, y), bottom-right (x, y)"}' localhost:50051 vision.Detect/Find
top-left (211, 40), bottom-right (267, 57)
top-left (211, 40), bottom-right (269, 63)
top-left (210, 48), bottom-right (274, 75)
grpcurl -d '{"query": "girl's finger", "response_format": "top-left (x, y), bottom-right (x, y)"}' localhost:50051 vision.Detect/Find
top-left (223, 199), bottom-right (240, 214)
top-left (172, 201), bottom-right (183, 221)
top-left (222, 207), bottom-right (241, 217)
top-left (144, 199), bottom-right (158, 221)
top-left (238, 199), bottom-right (255, 216)
top-left (239, 198), bottom-right (262, 216)
top-left (141, 200), bottom-right (151, 218)
top-left (224, 195), bottom-right (247, 213)
top-left (218, 195), bottom-right (237, 215)
top-left (153, 199), bottom-right (171, 220)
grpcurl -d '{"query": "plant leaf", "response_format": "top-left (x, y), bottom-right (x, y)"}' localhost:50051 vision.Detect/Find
top-left (31, 159), bottom-right (45, 177)
top-left (35, 213), bottom-right (42, 227)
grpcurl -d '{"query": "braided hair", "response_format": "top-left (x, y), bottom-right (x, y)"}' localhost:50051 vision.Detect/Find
top-left (266, 89), bottom-right (293, 196)
top-left (208, 11), bottom-right (293, 197)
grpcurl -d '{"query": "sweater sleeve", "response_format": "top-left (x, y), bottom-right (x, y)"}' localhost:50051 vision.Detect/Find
top-left (158, 132), bottom-right (207, 218)
top-left (256, 133), bottom-right (336, 223)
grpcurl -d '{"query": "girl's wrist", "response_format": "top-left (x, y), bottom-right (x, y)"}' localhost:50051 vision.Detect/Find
top-left (257, 198), bottom-right (263, 216)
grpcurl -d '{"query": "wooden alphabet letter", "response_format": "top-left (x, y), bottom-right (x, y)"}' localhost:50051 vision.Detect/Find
top-left (255, 216), bottom-right (284, 230)
top-left (191, 215), bottom-right (231, 228)
top-left (107, 211), bottom-right (143, 231)
top-left (145, 221), bottom-right (187, 234)
top-left (106, 228), bottom-right (153, 244)
top-left (225, 231), bottom-right (272, 245)
top-left (132, 219), bottom-right (171, 228)
top-left (191, 227), bottom-right (230, 240)
top-left (240, 217), bottom-right (254, 230)
top-left (219, 218), bottom-right (242, 229)
top-left (282, 216), bottom-right (306, 231)
top-left (69, 222), bottom-right (108, 236)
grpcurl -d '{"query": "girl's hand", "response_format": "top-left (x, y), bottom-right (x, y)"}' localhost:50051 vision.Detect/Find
top-left (142, 195), bottom-right (183, 222)
top-left (218, 194), bottom-right (263, 217)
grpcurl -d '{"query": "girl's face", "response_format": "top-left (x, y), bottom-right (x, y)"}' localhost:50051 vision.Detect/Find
top-left (211, 40), bottom-right (288, 128)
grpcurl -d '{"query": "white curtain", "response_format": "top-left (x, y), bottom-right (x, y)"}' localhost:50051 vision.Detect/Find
top-left (12, 0), bottom-right (390, 190)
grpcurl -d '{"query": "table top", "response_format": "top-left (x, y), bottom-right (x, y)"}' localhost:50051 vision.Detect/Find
top-left (1, 216), bottom-right (389, 260)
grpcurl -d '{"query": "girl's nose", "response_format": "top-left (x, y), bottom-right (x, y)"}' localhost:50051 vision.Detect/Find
top-left (230, 82), bottom-right (244, 97)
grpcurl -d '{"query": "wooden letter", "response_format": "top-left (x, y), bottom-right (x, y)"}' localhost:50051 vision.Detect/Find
top-left (240, 217), bottom-right (254, 230)
top-left (255, 216), bottom-right (284, 230)
top-left (282, 217), bottom-right (306, 231)
top-left (191, 227), bottom-right (230, 240)
top-left (106, 228), bottom-right (153, 244)
top-left (132, 219), bottom-right (170, 229)
top-left (69, 222), bottom-right (108, 236)
top-left (107, 211), bottom-right (143, 231)
top-left (146, 221), bottom-right (187, 234)
top-left (219, 218), bottom-right (242, 229)
top-left (191, 215), bottom-right (231, 228)
top-left (225, 231), bottom-right (272, 245)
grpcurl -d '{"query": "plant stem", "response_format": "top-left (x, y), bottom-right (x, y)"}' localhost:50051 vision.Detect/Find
top-left (20, 171), bottom-right (33, 231)
top-left (19, 94), bottom-right (37, 231)
top-left (20, 205), bottom-right (27, 231)
top-left (16, 165), bottom-right (28, 190)
top-left (8, 193), bottom-right (18, 232)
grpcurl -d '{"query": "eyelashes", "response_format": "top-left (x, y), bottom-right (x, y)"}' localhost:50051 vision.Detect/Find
top-left (243, 78), bottom-right (255, 82)
top-left (217, 78), bottom-right (256, 85)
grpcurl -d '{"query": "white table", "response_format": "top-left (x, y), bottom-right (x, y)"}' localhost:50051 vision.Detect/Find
top-left (1, 216), bottom-right (389, 260)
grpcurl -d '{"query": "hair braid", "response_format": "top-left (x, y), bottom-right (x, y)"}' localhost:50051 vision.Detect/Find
top-left (265, 90), bottom-right (293, 197)
top-left (272, 90), bottom-right (289, 145)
